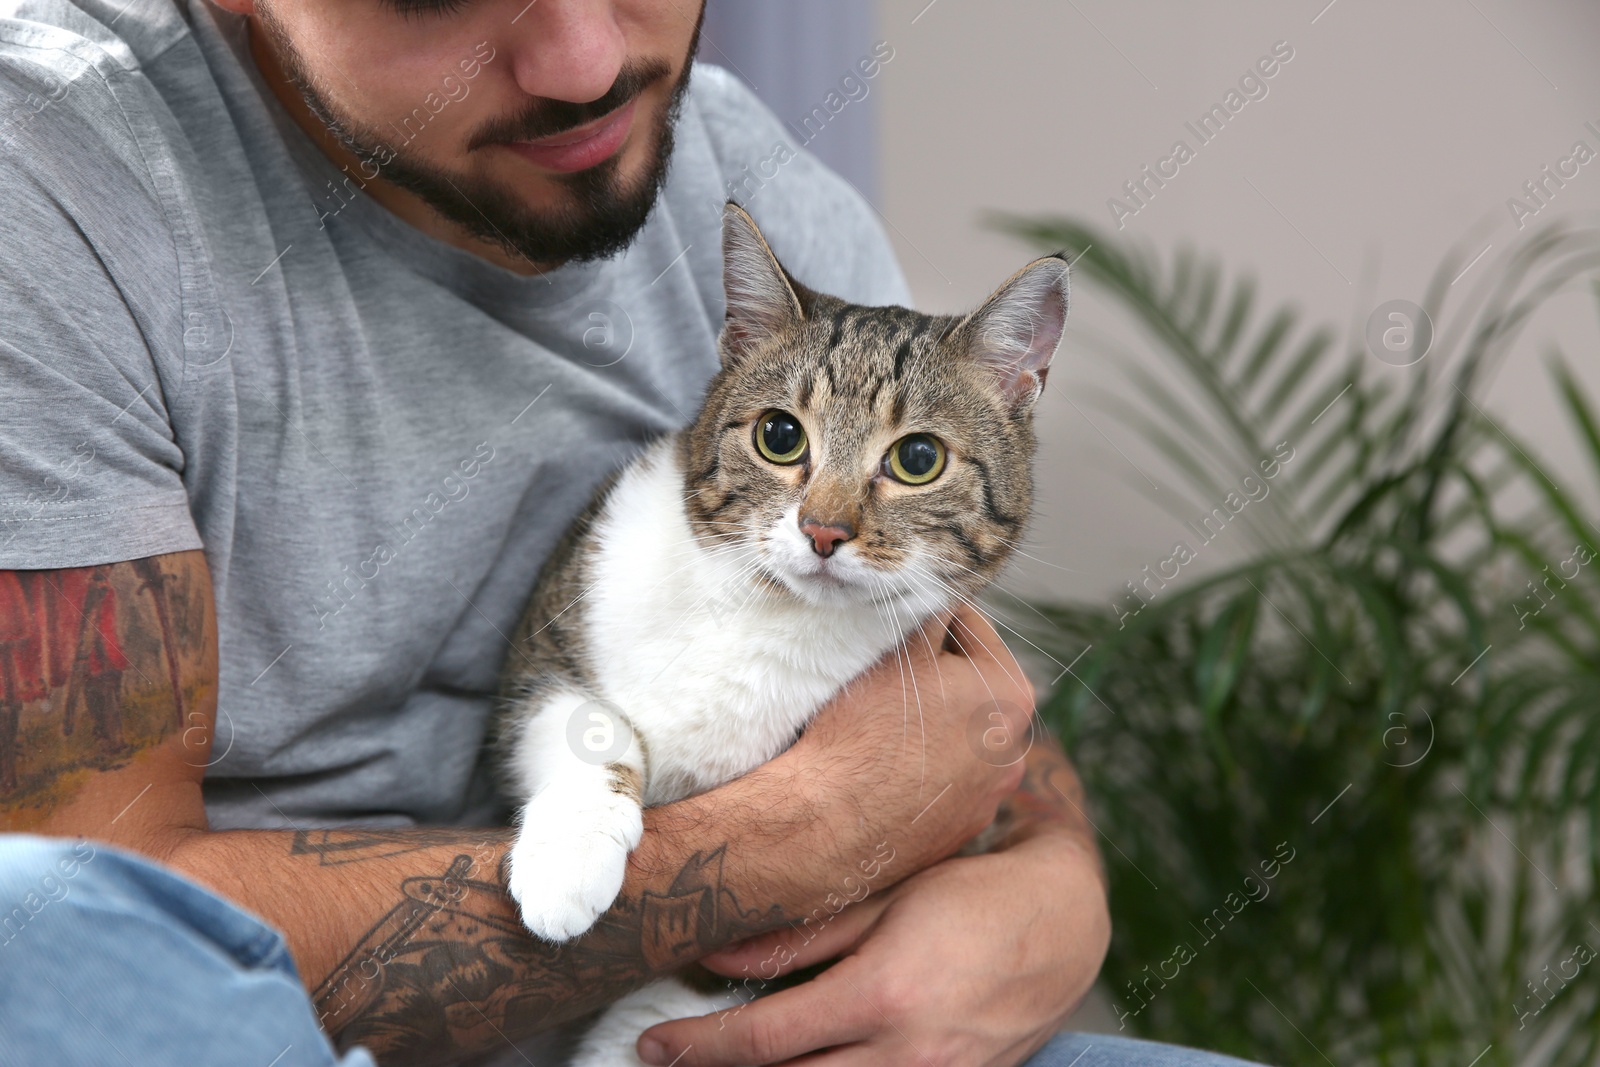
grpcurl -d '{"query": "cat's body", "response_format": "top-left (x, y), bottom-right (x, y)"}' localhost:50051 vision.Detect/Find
top-left (505, 437), bottom-right (923, 812)
top-left (493, 203), bottom-right (1068, 1066)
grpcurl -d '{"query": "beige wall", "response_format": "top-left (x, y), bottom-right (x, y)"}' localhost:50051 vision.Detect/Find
top-left (875, 0), bottom-right (1600, 607)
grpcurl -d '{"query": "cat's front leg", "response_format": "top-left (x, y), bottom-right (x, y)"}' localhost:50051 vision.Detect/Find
top-left (504, 689), bottom-right (646, 942)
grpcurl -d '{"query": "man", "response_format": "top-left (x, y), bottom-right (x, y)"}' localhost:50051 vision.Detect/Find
top-left (0, 1), bottom-right (1264, 1064)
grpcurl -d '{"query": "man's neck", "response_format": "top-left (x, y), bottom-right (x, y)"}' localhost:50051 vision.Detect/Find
top-left (245, 17), bottom-right (551, 278)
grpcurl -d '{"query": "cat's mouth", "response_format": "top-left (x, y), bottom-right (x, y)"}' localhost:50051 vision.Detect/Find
top-left (795, 557), bottom-right (851, 587)
top-left (775, 551), bottom-right (849, 586)
top-left (764, 545), bottom-right (871, 602)
top-left (760, 506), bottom-right (913, 605)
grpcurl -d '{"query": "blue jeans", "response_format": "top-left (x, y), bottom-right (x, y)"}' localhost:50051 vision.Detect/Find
top-left (0, 835), bottom-right (1267, 1067)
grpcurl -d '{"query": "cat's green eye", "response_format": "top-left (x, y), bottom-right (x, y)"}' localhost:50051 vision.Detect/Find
top-left (887, 434), bottom-right (946, 485)
top-left (755, 410), bottom-right (808, 464)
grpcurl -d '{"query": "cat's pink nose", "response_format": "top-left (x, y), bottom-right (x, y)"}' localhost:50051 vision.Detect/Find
top-left (799, 519), bottom-right (854, 558)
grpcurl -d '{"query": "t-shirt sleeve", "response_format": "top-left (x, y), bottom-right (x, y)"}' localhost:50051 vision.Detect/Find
top-left (686, 62), bottom-right (915, 310)
top-left (0, 55), bottom-right (200, 569)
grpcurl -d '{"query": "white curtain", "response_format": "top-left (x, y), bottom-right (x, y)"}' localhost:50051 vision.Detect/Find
top-left (699, 0), bottom-right (882, 201)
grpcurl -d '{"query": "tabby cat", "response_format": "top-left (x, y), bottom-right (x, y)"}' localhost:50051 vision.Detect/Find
top-left (494, 201), bottom-right (1068, 1065)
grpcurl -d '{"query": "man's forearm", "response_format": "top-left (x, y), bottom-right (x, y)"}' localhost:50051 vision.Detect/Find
top-left (163, 779), bottom-right (821, 1065)
top-left (992, 730), bottom-right (1108, 892)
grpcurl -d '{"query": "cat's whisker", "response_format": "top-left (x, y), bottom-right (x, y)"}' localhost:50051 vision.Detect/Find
top-left (914, 571), bottom-right (1049, 706)
top-left (992, 537), bottom-right (1091, 576)
top-left (982, 582), bottom-right (1079, 633)
top-left (862, 574), bottom-right (917, 733)
top-left (864, 570), bottom-right (936, 791)
top-left (612, 555), bottom-right (769, 654)
top-left (932, 572), bottom-right (1116, 717)
top-left (851, 579), bottom-right (915, 771)
top-left (884, 565), bottom-right (1015, 710)
top-left (904, 606), bottom-right (951, 795)
top-left (634, 526), bottom-right (765, 590)
top-left (928, 567), bottom-right (1062, 665)
top-left (684, 555), bottom-right (772, 626)
top-left (652, 534), bottom-right (758, 568)
top-left (522, 574), bottom-right (609, 643)
top-left (653, 550), bottom-right (768, 634)
top-left (931, 559), bottom-right (1063, 636)
top-left (659, 518), bottom-right (764, 550)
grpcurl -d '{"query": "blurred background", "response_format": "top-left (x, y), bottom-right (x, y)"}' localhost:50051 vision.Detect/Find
top-left (705, 0), bottom-right (1600, 601)
top-left (703, 3), bottom-right (1600, 1064)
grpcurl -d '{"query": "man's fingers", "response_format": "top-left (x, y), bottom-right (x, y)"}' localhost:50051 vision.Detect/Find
top-left (944, 603), bottom-right (1037, 710)
top-left (639, 969), bottom-right (878, 1067)
top-left (907, 607), bottom-right (957, 662)
top-left (698, 894), bottom-right (888, 979)
top-left (942, 601), bottom-right (1008, 662)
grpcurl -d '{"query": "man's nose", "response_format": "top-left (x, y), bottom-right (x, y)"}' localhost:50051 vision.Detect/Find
top-left (799, 519), bottom-right (855, 558)
top-left (505, 2), bottom-right (627, 105)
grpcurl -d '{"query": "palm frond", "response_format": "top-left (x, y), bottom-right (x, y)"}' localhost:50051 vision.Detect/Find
top-left (991, 214), bottom-right (1600, 1066)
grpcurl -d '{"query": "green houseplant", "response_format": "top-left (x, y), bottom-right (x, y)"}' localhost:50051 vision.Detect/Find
top-left (988, 215), bottom-right (1600, 1066)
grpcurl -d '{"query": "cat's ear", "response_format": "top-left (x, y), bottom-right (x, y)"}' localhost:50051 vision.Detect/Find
top-left (951, 255), bottom-right (1069, 414)
top-left (720, 201), bottom-right (805, 364)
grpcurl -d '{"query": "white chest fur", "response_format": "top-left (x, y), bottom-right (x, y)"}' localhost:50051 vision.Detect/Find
top-left (500, 437), bottom-right (940, 946)
top-left (581, 438), bottom-right (926, 806)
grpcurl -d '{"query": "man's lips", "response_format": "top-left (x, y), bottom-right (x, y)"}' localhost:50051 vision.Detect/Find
top-left (496, 98), bottom-right (638, 174)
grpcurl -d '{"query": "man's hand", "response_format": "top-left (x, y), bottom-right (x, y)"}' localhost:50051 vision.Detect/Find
top-left (637, 809), bottom-right (1108, 1067)
top-left (762, 602), bottom-right (1036, 900)
top-left (636, 612), bottom-right (1113, 1067)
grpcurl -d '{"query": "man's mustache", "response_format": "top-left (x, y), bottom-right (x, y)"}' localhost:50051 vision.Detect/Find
top-left (470, 59), bottom-right (673, 148)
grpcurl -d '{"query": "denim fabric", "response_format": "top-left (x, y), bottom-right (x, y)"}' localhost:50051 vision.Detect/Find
top-left (0, 834), bottom-right (373, 1067)
top-left (0, 834), bottom-right (1271, 1067)
top-left (1025, 1030), bottom-right (1271, 1067)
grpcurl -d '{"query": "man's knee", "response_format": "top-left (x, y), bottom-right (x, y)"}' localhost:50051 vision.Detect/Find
top-left (0, 833), bottom-right (368, 1066)
top-left (0, 832), bottom-right (291, 971)
top-left (0, 834), bottom-right (100, 949)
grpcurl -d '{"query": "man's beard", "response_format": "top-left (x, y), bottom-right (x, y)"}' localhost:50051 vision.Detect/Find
top-left (253, 5), bottom-right (704, 266)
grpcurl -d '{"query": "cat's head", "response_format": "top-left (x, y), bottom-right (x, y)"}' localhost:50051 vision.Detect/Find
top-left (679, 202), bottom-right (1067, 614)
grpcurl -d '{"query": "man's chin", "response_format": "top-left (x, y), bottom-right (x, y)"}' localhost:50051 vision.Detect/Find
top-left (387, 107), bottom-right (675, 268)
top-left (379, 145), bottom-right (663, 267)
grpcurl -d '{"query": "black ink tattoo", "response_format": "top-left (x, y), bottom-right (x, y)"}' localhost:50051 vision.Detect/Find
top-left (291, 828), bottom-right (500, 867)
top-left (301, 832), bottom-right (781, 1064)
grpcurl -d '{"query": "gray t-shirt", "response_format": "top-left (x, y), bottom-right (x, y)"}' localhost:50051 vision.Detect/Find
top-left (0, 0), bottom-right (911, 830)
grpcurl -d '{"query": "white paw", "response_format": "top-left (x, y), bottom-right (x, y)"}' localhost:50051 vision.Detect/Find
top-left (507, 781), bottom-right (644, 942)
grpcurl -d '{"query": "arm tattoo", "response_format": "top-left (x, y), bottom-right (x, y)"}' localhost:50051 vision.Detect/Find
top-left (290, 828), bottom-right (497, 866)
top-left (994, 733), bottom-right (1108, 887)
top-left (1, 556), bottom-right (212, 825)
top-left (305, 830), bottom-right (781, 1063)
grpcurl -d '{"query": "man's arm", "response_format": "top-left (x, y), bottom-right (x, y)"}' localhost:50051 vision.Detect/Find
top-left (639, 615), bottom-right (1113, 1067)
top-left (991, 729), bottom-right (1108, 888)
top-left (2, 550), bottom-right (1028, 1065)
top-left (170, 815), bottom-right (807, 1060)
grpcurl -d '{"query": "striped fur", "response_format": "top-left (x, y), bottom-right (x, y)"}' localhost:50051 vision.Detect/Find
top-left (491, 203), bottom-right (1067, 1067)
